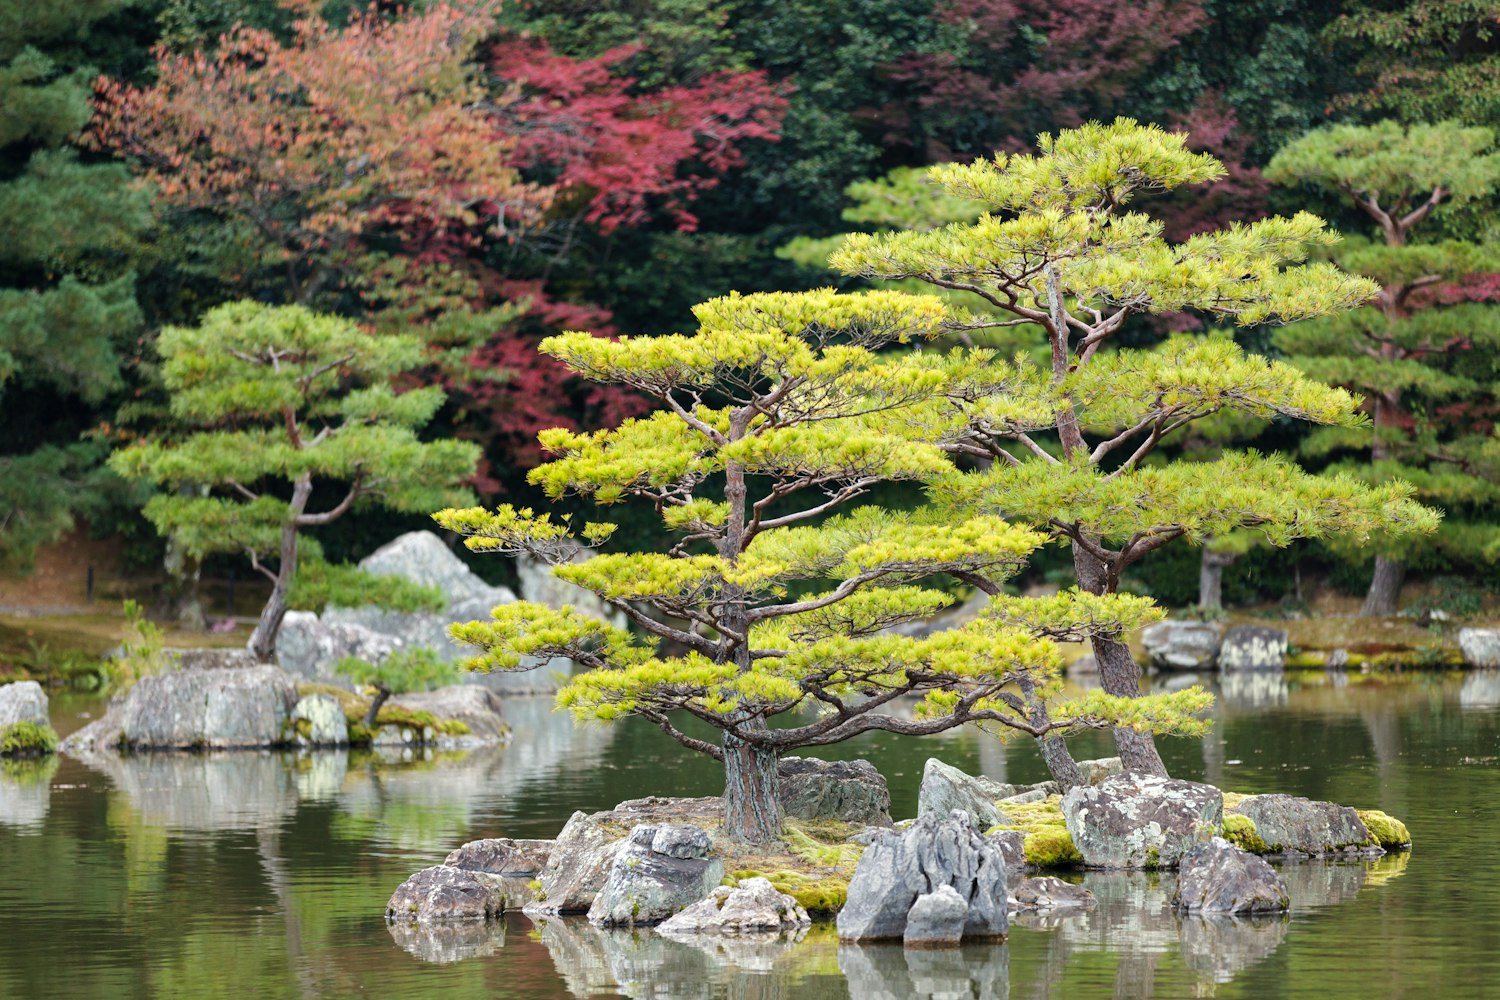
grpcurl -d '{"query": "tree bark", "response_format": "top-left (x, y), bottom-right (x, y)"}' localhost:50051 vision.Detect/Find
top-left (1198, 548), bottom-right (1237, 611)
top-left (1360, 555), bottom-right (1406, 617)
top-left (1038, 735), bottom-right (1083, 793)
top-left (1073, 541), bottom-right (1170, 778)
top-left (722, 730), bottom-right (781, 843)
top-left (248, 476), bottom-right (312, 661)
top-left (362, 684), bottom-right (391, 729)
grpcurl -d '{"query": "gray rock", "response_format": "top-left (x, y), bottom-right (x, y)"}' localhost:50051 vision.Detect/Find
top-left (836, 810), bottom-right (1009, 943)
top-left (1172, 836), bottom-right (1290, 913)
top-left (1061, 773), bottom-right (1222, 869)
top-left (904, 885), bottom-right (969, 948)
top-left (274, 610), bottom-right (402, 686)
top-left (117, 665), bottom-right (299, 749)
top-left (387, 920), bottom-right (507, 964)
top-left (1459, 628), bottom-right (1500, 668)
top-left (917, 758), bottom-right (1009, 830)
top-left (1076, 757), bottom-right (1123, 786)
top-left (778, 756), bottom-right (892, 826)
top-left (359, 531), bottom-right (514, 607)
top-left (1218, 626), bottom-right (1289, 671)
top-left (1228, 794), bottom-right (1374, 856)
top-left (986, 830), bottom-right (1026, 870)
top-left (0, 681), bottom-right (49, 729)
top-left (445, 837), bottom-right (554, 876)
top-left (172, 648), bottom-right (263, 671)
top-left (1010, 876), bottom-right (1097, 911)
top-left (292, 694), bottom-right (347, 746)
top-left (998, 788), bottom-right (1048, 806)
top-left (386, 685), bottom-right (509, 746)
top-left (587, 824), bottom-right (726, 927)
top-left (657, 877), bottom-right (811, 936)
top-left (386, 864), bottom-right (507, 922)
top-left (1140, 620), bottom-right (1223, 670)
top-left (527, 810), bottom-right (631, 915)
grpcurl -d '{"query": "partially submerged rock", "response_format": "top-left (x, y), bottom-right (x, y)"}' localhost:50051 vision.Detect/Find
top-left (1459, 628), bottom-right (1500, 669)
top-left (1218, 626), bottom-right (1289, 671)
top-left (588, 824), bottom-right (725, 927)
top-left (1228, 794), bottom-right (1376, 856)
top-left (1172, 837), bottom-right (1290, 913)
top-left (778, 756), bottom-right (891, 826)
top-left (836, 810), bottom-right (1008, 944)
top-left (386, 865), bottom-right (507, 922)
top-left (657, 877), bottom-right (810, 936)
top-left (1061, 773), bottom-right (1221, 869)
top-left (0, 682), bottom-right (56, 756)
top-left (291, 693), bottom-right (347, 746)
top-left (1010, 876), bottom-right (1097, 911)
top-left (1141, 620), bottom-right (1223, 670)
top-left (903, 885), bottom-right (969, 948)
top-left (917, 758), bottom-right (1010, 829)
top-left (121, 664), bottom-right (298, 749)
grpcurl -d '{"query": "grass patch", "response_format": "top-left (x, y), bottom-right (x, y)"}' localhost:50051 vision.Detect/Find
top-left (0, 721), bottom-right (58, 756)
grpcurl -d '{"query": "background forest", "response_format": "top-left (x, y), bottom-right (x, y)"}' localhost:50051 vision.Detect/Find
top-left (3, 0), bottom-right (1498, 624)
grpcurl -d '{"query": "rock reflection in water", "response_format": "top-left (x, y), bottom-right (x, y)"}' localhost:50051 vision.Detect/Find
top-left (1178, 912), bottom-right (1287, 985)
top-left (0, 756), bottom-right (58, 831)
top-left (838, 942), bottom-right (1010, 1000)
top-left (67, 747), bottom-right (304, 831)
top-left (1217, 671), bottom-right (1289, 710)
top-left (1461, 671), bottom-right (1500, 710)
top-left (387, 917), bottom-right (507, 964)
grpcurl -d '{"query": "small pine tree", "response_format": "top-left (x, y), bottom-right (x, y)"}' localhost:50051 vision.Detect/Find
top-left (335, 647), bottom-right (463, 729)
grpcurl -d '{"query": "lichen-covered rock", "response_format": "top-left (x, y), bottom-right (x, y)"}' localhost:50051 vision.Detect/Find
top-left (1218, 626), bottom-right (1289, 671)
top-left (1076, 757), bottom-right (1123, 786)
top-left (903, 885), bottom-right (968, 948)
top-left (0, 681), bottom-right (50, 732)
top-left (1229, 794), bottom-right (1375, 856)
top-left (586, 824), bottom-right (725, 927)
top-left (291, 693), bottom-right (347, 746)
top-left (836, 810), bottom-right (1009, 942)
top-left (446, 837), bottom-right (554, 876)
top-left (1061, 773), bottom-right (1222, 869)
top-left (387, 686), bottom-right (509, 746)
top-left (116, 665), bottom-right (299, 749)
top-left (1140, 620), bottom-right (1223, 670)
top-left (1172, 837), bottom-right (1289, 913)
top-left (1459, 628), bottom-right (1500, 669)
top-left (985, 830), bottom-right (1026, 870)
top-left (1010, 876), bottom-right (1097, 911)
top-left (386, 865), bottom-right (507, 922)
top-left (656, 878), bottom-right (810, 935)
top-left (778, 756), bottom-right (891, 826)
top-left (917, 758), bottom-right (1009, 829)
top-left (526, 810), bottom-right (627, 915)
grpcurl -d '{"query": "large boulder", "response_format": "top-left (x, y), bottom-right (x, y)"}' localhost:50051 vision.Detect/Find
top-left (0, 681), bottom-right (49, 729)
top-left (115, 665), bottom-right (299, 749)
top-left (387, 686), bottom-right (510, 745)
top-left (1061, 773), bottom-right (1222, 869)
top-left (360, 530), bottom-right (515, 606)
top-left (1459, 628), bottom-right (1500, 669)
top-left (778, 756), bottom-right (891, 826)
top-left (386, 865), bottom-right (507, 922)
top-left (1172, 837), bottom-right (1289, 913)
top-left (656, 878), bottom-right (810, 936)
top-left (275, 611), bottom-right (402, 686)
top-left (836, 810), bottom-right (1009, 943)
top-left (916, 758), bottom-right (1009, 830)
top-left (1140, 620), bottom-right (1223, 670)
top-left (1228, 794), bottom-right (1374, 856)
top-left (1217, 626), bottom-right (1288, 672)
top-left (587, 824), bottom-right (725, 927)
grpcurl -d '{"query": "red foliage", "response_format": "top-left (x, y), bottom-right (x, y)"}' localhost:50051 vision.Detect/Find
top-left (491, 37), bottom-right (786, 233)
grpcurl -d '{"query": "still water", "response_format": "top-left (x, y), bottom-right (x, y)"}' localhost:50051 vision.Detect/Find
top-left (2, 670), bottom-right (1498, 999)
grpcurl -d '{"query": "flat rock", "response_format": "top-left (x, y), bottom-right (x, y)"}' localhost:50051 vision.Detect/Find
top-left (1140, 620), bottom-right (1223, 670)
top-left (1218, 626), bottom-right (1288, 671)
top-left (903, 885), bottom-right (968, 948)
top-left (1010, 876), bottom-right (1097, 911)
top-left (836, 810), bottom-right (1009, 943)
top-left (1459, 628), bottom-right (1500, 669)
top-left (445, 838), bottom-right (554, 876)
top-left (778, 756), bottom-right (891, 826)
top-left (386, 864), bottom-right (506, 922)
top-left (1172, 836), bottom-right (1289, 913)
top-left (656, 878), bottom-right (810, 936)
top-left (1061, 773), bottom-right (1222, 869)
top-left (0, 681), bottom-right (49, 729)
top-left (586, 824), bottom-right (725, 927)
top-left (917, 758), bottom-right (1009, 830)
top-left (115, 665), bottom-right (299, 749)
top-left (1229, 794), bottom-right (1374, 856)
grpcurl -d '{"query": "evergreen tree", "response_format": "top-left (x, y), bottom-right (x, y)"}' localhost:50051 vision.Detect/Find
top-left (1267, 120), bottom-right (1500, 614)
top-left (437, 288), bottom-right (1212, 843)
top-left (831, 119), bottom-right (1437, 775)
top-left (110, 302), bottom-right (479, 659)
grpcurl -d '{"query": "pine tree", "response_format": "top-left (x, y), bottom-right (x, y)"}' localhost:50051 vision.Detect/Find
top-left (436, 288), bottom-right (1213, 843)
top-left (110, 302), bottom-right (479, 659)
top-left (1266, 121), bottom-right (1500, 614)
top-left (830, 119), bottom-right (1438, 776)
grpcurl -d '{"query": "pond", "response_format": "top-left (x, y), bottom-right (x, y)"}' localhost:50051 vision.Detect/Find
top-left (2, 669), bottom-right (1498, 998)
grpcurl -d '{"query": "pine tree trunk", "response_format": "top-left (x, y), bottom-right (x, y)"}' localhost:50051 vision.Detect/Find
top-left (362, 685), bottom-right (390, 729)
top-left (248, 477), bottom-right (311, 662)
top-left (1073, 542), bottom-right (1170, 778)
top-left (1038, 735), bottom-right (1083, 793)
top-left (1360, 555), bottom-right (1406, 617)
top-left (722, 731), bottom-right (781, 843)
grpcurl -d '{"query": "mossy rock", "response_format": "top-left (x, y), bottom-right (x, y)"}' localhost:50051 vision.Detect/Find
top-left (1358, 809), bottom-right (1412, 849)
top-left (728, 868), bottom-right (848, 915)
top-left (984, 795), bottom-right (1082, 868)
top-left (1220, 813), bottom-right (1268, 853)
top-left (0, 721), bottom-right (58, 756)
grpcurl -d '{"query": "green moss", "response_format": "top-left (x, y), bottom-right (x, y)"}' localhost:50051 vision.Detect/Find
top-left (1221, 813), bottom-right (1268, 853)
top-left (1358, 809), bottom-right (1412, 849)
top-left (0, 721), bottom-right (58, 756)
top-left (1021, 826), bottom-right (1083, 867)
top-left (782, 821), bottom-right (865, 867)
top-left (729, 869), bottom-right (848, 915)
